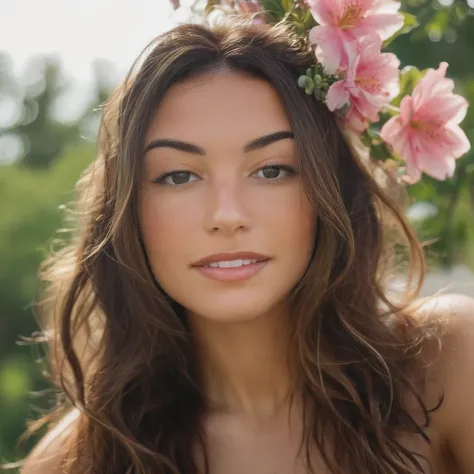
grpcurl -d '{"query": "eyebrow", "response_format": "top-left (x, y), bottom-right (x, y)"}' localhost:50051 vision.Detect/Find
top-left (143, 130), bottom-right (295, 156)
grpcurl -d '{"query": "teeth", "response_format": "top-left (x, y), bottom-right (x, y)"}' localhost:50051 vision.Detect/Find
top-left (206, 259), bottom-right (259, 268)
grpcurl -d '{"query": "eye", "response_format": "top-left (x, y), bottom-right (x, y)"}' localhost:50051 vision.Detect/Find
top-left (254, 165), bottom-right (296, 180)
top-left (153, 170), bottom-right (199, 187)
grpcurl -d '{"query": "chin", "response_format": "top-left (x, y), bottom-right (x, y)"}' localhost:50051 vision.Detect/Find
top-left (182, 291), bottom-right (286, 325)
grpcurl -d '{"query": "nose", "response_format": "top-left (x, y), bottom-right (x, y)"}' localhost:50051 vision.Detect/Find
top-left (203, 180), bottom-right (249, 235)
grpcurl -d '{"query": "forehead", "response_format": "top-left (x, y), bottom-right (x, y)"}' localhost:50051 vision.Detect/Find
top-left (145, 70), bottom-right (292, 146)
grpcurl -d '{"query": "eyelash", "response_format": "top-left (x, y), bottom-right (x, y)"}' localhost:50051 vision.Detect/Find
top-left (152, 164), bottom-right (298, 188)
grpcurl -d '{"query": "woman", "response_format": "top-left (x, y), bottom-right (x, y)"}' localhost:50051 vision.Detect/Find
top-left (18, 15), bottom-right (474, 474)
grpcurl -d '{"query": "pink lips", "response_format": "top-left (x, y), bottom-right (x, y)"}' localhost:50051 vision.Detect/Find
top-left (191, 252), bottom-right (270, 282)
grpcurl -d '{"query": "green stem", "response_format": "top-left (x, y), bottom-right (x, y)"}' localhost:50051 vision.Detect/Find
top-left (383, 104), bottom-right (401, 114)
top-left (441, 162), bottom-right (467, 267)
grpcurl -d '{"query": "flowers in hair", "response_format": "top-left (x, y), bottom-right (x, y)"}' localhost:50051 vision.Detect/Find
top-left (307, 0), bottom-right (404, 75)
top-left (324, 33), bottom-right (400, 133)
top-left (380, 62), bottom-right (470, 183)
top-left (192, 0), bottom-right (471, 183)
top-left (300, 0), bottom-right (471, 183)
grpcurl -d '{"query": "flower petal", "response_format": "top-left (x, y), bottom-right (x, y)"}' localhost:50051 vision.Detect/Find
top-left (344, 37), bottom-right (400, 114)
top-left (326, 81), bottom-right (350, 111)
top-left (357, 0), bottom-right (378, 11)
top-left (372, 0), bottom-right (402, 14)
top-left (381, 116), bottom-right (403, 144)
top-left (401, 133), bottom-right (422, 174)
top-left (352, 12), bottom-right (404, 41)
top-left (344, 106), bottom-right (369, 132)
top-left (357, 33), bottom-right (383, 61)
top-left (403, 161), bottom-right (422, 184)
top-left (236, 0), bottom-right (262, 13)
top-left (310, 25), bottom-right (344, 74)
top-left (352, 93), bottom-right (383, 121)
top-left (399, 95), bottom-right (414, 127)
top-left (412, 62), bottom-right (450, 110)
top-left (308, 0), bottom-right (344, 26)
top-left (419, 155), bottom-right (456, 181)
top-left (443, 124), bottom-right (471, 158)
top-left (404, 123), bottom-right (470, 180)
top-left (356, 54), bottom-right (400, 103)
top-left (416, 95), bottom-right (468, 125)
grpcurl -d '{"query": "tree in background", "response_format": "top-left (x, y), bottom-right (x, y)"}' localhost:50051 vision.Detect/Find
top-left (0, 54), bottom-right (109, 464)
top-left (0, 55), bottom-right (79, 168)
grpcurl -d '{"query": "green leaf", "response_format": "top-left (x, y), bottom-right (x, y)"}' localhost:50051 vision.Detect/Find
top-left (382, 12), bottom-right (419, 48)
top-left (400, 66), bottom-right (423, 94)
top-left (391, 65), bottom-right (426, 107)
top-left (259, 0), bottom-right (286, 20)
top-left (302, 9), bottom-right (316, 29)
top-left (281, 0), bottom-right (293, 13)
top-left (290, 6), bottom-right (317, 34)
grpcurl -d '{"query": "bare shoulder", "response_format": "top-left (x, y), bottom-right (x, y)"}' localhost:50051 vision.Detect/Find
top-left (20, 408), bottom-right (81, 474)
top-left (413, 293), bottom-right (474, 325)
top-left (410, 293), bottom-right (474, 378)
top-left (412, 293), bottom-right (474, 473)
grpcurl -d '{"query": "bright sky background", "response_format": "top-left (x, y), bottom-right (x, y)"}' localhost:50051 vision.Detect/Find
top-left (1, 0), bottom-right (177, 82)
top-left (0, 0), bottom-right (202, 121)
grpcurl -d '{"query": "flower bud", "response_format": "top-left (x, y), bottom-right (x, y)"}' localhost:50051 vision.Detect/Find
top-left (305, 79), bottom-right (315, 95)
top-left (313, 88), bottom-right (324, 101)
top-left (297, 75), bottom-right (308, 89)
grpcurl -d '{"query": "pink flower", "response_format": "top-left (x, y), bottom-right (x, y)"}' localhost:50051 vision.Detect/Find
top-left (326, 34), bottom-right (400, 132)
top-left (234, 0), bottom-right (265, 23)
top-left (343, 101), bottom-right (370, 132)
top-left (235, 0), bottom-right (261, 14)
top-left (308, 0), bottom-right (404, 74)
top-left (169, 0), bottom-right (180, 9)
top-left (381, 62), bottom-right (470, 182)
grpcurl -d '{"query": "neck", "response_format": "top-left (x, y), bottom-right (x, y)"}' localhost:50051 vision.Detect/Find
top-left (189, 304), bottom-right (294, 418)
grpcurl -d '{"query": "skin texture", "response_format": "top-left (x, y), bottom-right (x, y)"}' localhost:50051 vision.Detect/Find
top-left (139, 71), bottom-right (316, 326)
top-left (20, 295), bottom-right (474, 474)
top-left (138, 70), bottom-right (318, 413)
top-left (20, 70), bottom-right (474, 474)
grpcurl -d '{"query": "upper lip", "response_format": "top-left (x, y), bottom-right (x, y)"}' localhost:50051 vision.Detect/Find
top-left (191, 251), bottom-right (270, 267)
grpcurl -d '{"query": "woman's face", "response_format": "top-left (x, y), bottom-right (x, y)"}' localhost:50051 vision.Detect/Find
top-left (139, 70), bottom-right (316, 323)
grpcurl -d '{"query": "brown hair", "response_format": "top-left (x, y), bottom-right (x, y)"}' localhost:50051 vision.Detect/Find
top-left (17, 17), bottom-right (442, 474)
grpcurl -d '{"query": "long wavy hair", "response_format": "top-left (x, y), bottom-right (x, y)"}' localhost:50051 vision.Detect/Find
top-left (19, 17), bottom-right (443, 474)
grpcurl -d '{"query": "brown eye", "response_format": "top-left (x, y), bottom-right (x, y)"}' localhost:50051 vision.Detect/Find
top-left (169, 171), bottom-right (192, 185)
top-left (153, 170), bottom-right (199, 187)
top-left (254, 165), bottom-right (295, 180)
top-left (262, 166), bottom-right (281, 179)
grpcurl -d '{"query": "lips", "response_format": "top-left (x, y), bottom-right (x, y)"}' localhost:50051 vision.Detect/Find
top-left (191, 251), bottom-right (270, 267)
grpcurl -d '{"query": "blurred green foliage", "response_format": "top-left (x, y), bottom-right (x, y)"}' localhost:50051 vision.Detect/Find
top-left (0, 0), bottom-right (473, 465)
top-left (0, 144), bottom-right (95, 463)
top-left (391, 0), bottom-right (474, 267)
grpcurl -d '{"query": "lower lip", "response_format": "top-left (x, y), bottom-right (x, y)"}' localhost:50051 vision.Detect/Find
top-left (194, 261), bottom-right (268, 282)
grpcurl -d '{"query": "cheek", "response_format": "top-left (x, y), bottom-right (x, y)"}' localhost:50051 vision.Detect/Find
top-left (138, 192), bottom-right (199, 276)
top-left (259, 189), bottom-right (316, 258)
top-left (138, 183), bottom-right (316, 311)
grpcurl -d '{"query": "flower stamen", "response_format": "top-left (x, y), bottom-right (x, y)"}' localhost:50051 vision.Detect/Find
top-left (339, 6), bottom-right (364, 29)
